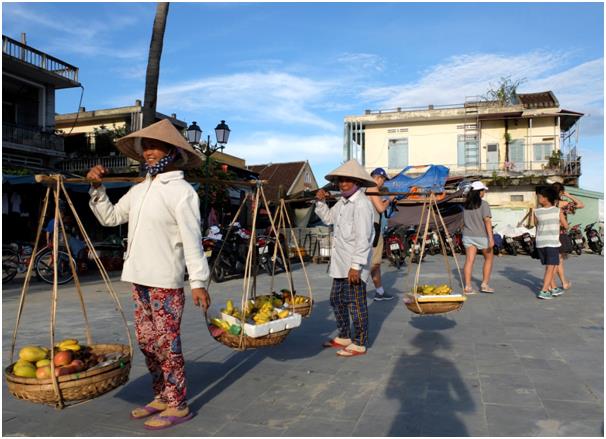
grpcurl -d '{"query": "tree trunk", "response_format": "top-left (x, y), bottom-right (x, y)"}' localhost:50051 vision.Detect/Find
top-left (142, 2), bottom-right (170, 128)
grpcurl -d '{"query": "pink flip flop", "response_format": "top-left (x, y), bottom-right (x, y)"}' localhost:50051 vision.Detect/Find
top-left (130, 404), bottom-right (164, 420)
top-left (143, 413), bottom-right (194, 430)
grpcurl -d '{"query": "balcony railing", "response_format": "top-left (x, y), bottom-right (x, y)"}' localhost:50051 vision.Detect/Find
top-left (58, 155), bottom-right (132, 173)
top-left (2, 35), bottom-right (79, 82)
top-left (3, 123), bottom-right (64, 152)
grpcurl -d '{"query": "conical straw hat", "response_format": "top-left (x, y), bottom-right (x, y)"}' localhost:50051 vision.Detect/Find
top-left (325, 159), bottom-right (377, 188)
top-left (116, 119), bottom-right (204, 169)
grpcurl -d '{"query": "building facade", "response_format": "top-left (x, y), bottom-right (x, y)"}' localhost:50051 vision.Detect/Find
top-left (2, 34), bottom-right (80, 170)
top-left (343, 91), bottom-right (586, 228)
top-left (344, 91), bottom-right (582, 186)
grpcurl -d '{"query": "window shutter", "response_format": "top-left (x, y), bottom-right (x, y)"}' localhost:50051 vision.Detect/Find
top-left (388, 138), bottom-right (408, 169)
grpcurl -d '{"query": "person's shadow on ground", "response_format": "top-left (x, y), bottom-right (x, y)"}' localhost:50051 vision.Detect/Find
top-left (497, 267), bottom-right (543, 294)
top-left (385, 331), bottom-right (473, 436)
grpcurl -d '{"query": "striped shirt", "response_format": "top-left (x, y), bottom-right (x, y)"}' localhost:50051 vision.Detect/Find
top-left (534, 206), bottom-right (561, 248)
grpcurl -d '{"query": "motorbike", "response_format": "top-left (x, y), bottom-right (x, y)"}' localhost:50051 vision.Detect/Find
top-left (439, 228), bottom-right (465, 256)
top-left (384, 226), bottom-right (406, 269)
top-left (256, 229), bottom-right (288, 275)
top-left (402, 225), bottom-right (424, 264)
top-left (425, 229), bottom-right (442, 256)
top-left (568, 224), bottom-right (585, 255)
top-left (502, 234), bottom-right (517, 256)
top-left (511, 232), bottom-right (535, 256)
top-left (584, 222), bottom-right (603, 255)
top-left (492, 225), bottom-right (504, 256)
top-left (204, 224), bottom-right (250, 282)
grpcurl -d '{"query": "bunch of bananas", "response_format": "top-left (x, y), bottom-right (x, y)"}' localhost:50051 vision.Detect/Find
top-left (210, 318), bottom-right (231, 331)
top-left (286, 295), bottom-right (309, 305)
top-left (416, 284), bottom-right (452, 295)
top-left (252, 302), bottom-right (274, 324)
top-left (222, 299), bottom-right (244, 319)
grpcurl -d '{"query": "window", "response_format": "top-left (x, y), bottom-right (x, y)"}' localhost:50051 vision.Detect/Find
top-left (533, 143), bottom-right (553, 161)
top-left (457, 134), bottom-right (479, 166)
top-left (510, 195), bottom-right (524, 202)
top-left (388, 138), bottom-right (408, 170)
top-left (509, 139), bottom-right (525, 168)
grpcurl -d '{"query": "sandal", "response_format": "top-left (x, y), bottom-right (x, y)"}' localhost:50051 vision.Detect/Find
top-left (130, 403), bottom-right (166, 420)
top-left (463, 286), bottom-right (477, 295)
top-left (322, 339), bottom-right (350, 349)
top-left (563, 281), bottom-right (572, 290)
top-left (144, 413), bottom-right (194, 430)
top-left (336, 345), bottom-right (367, 357)
top-left (480, 284), bottom-right (495, 294)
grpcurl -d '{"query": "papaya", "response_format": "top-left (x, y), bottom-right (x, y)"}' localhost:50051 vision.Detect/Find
top-left (19, 346), bottom-right (47, 363)
top-left (13, 363), bottom-right (37, 378)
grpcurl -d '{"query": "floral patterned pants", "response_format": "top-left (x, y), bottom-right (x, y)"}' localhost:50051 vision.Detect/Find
top-left (132, 284), bottom-right (186, 408)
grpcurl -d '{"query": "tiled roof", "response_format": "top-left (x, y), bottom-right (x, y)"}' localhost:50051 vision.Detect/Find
top-left (248, 161), bottom-right (307, 201)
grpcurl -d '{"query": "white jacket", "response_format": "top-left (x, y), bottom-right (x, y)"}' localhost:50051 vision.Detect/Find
top-left (314, 189), bottom-right (374, 282)
top-left (89, 171), bottom-right (210, 290)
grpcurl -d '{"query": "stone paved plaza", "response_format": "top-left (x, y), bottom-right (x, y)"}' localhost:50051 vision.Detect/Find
top-left (2, 252), bottom-right (604, 436)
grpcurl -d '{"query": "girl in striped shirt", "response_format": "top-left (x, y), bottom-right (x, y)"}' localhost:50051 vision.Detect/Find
top-left (533, 186), bottom-right (568, 300)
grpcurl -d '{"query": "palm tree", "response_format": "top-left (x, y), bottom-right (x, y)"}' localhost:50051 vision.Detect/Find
top-left (142, 2), bottom-right (170, 128)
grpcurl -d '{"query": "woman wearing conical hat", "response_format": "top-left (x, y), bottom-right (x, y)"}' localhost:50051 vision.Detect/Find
top-left (86, 119), bottom-right (210, 430)
top-left (315, 159), bottom-right (376, 356)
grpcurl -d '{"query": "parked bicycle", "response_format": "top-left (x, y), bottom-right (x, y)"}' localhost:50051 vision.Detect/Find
top-left (2, 241), bottom-right (74, 285)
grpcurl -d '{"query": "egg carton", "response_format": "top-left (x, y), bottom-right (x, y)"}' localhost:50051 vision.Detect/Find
top-left (221, 312), bottom-right (301, 338)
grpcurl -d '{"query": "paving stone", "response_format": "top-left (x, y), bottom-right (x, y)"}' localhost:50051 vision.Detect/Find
top-left (485, 404), bottom-right (551, 436)
top-left (213, 420), bottom-right (286, 436)
top-left (352, 412), bottom-right (422, 436)
top-left (283, 416), bottom-right (354, 436)
top-left (2, 256), bottom-right (603, 436)
top-left (525, 369), bottom-right (598, 402)
top-left (480, 373), bottom-right (542, 407)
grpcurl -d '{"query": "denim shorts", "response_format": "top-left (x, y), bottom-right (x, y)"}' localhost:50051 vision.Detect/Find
top-left (462, 236), bottom-right (489, 250)
top-left (537, 247), bottom-right (560, 266)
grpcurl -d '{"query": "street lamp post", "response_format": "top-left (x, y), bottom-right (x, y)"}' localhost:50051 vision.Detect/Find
top-left (186, 120), bottom-right (231, 233)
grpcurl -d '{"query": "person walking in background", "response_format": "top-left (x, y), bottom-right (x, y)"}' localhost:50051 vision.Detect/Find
top-left (367, 168), bottom-right (396, 302)
top-left (315, 160), bottom-right (376, 357)
top-left (534, 186), bottom-right (568, 299)
top-left (462, 181), bottom-right (495, 294)
top-left (552, 182), bottom-right (584, 290)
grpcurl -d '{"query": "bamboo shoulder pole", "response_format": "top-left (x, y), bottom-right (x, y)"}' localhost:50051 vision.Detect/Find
top-left (35, 174), bottom-right (267, 187)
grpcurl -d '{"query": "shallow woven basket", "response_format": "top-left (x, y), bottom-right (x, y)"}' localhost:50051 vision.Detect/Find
top-left (289, 299), bottom-right (313, 318)
top-left (404, 300), bottom-right (464, 315)
top-left (5, 344), bottom-right (131, 406)
top-left (214, 329), bottom-right (291, 351)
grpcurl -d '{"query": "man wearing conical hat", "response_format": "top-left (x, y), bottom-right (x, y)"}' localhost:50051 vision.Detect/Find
top-left (86, 119), bottom-right (210, 430)
top-left (315, 159), bottom-right (376, 356)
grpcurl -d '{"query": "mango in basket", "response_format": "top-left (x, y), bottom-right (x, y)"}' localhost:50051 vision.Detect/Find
top-left (36, 365), bottom-right (52, 379)
top-left (53, 350), bottom-right (73, 367)
top-left (13, 362), bottom-right (36, 378)
top-left (36, 359), bottom-right (51, 368)
top-left (18, 346), bottom-right (47, 363)
top-left (278, 310), bottom-right (289, 319)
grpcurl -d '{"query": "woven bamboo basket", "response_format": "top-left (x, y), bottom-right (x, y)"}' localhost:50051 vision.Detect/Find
top-left (288, 298), bottom-right (313, 318)
top-left (5, 344), bottom-right (131, 405)
top-left (404, 299), bottom-right (464, 315)
top-left (213, 329), bottom-right (291, 351)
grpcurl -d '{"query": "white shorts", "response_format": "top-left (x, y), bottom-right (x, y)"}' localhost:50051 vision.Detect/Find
top-left (463, 236), bottom-right (489, 250)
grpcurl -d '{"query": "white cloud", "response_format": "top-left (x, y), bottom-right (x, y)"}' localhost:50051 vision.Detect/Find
top-left (229, 132), bottom-right (342, 167)
top-left (360, 52), bottom-right (603, 134)
top-left (337, 53), bottom-right (385, 73)
top-left (150, 71), bottom-right (338, 130)
top-left (3, 4), bottom-right (146, 61)
top-left (361, 51), bottom-right (567, 108)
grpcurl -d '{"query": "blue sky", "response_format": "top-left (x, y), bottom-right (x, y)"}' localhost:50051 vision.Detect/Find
top-left (4, 2), bottom-right (604, 191)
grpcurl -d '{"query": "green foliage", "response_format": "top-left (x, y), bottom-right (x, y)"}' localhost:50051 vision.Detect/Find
top-left (548, 149), bottom-right (563, 169)
top-left (186, 156), bottom-right (239, 213)
top-left (483, 76), bottom-right (525, 106)
top-left (2, 166), bottom-right (32, 176)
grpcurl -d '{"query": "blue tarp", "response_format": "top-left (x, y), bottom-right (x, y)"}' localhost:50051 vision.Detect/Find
top-left (384, 165), bottom-right (449, 200)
